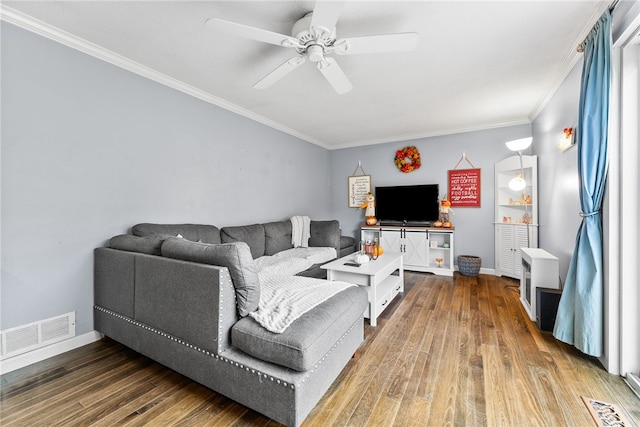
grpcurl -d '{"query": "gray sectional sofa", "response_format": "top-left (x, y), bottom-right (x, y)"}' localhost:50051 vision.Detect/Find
top-left (94, 220), bottom-right (365, 426)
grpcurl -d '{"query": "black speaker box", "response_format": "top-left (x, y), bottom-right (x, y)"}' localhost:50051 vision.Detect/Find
top-left (536, 287), bottom-right (562, 332)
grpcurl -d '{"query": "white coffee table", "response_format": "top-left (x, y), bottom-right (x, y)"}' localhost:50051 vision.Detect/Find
top-left (321, 252), bottom-right (404, 326)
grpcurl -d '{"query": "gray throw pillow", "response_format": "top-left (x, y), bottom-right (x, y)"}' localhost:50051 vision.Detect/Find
top-left (161, 237), bottom-right (260, 317)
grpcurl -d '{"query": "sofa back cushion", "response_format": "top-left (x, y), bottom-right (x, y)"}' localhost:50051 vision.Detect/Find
top-left (263, 221), bottom-right (294, 256)
top-left (109, 234), bottom-right (165, 255)
top-left (220, 224), bottom-right (266, 259)
top-left (132, 223), bottom-right (221, 244)
top-left (309, 220), bottom-right (340, 255)
top-left (161, 237), bottom-right (260, 317)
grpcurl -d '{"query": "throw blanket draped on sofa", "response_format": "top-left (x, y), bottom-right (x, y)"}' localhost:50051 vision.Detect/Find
top-left (291, 215), bottom-right (311, 248)
top-left (250, 275), bottom-right (355, 333)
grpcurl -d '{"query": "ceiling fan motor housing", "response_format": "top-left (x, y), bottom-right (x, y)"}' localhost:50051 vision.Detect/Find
top-left (291, 12), bottom-right (336, 59)
top-left (307, 44), bottom-right (324, 62)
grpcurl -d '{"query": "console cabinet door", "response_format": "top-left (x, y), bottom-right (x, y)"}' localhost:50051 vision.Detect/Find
top-left (379, 228), bottom-right (401, 253)
top-left (403, 230), bottom-right (428, 266)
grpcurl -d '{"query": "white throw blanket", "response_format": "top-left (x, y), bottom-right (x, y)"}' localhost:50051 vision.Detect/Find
top-left (290, 215), bottom-right (311, 248)
top-left (273, 246), bottom-right (337, 265)
top-left (249, 275), bottom-right (355, 333)
top-left (254, 256), bottom-right (313, 277)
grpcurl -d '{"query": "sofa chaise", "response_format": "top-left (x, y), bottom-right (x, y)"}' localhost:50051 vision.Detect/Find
top-left (94, 220), bottom-right (365, 426)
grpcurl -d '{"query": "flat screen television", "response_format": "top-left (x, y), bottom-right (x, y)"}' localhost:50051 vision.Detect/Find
top-left (375, 184), bottom-right (440, 226)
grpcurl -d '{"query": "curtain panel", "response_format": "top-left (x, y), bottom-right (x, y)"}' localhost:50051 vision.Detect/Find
top-left (553, 10), bottom-right (611, 357)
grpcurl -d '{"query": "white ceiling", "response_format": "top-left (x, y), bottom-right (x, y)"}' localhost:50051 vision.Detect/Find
top-left (1, 1), bottom-right (610, 149)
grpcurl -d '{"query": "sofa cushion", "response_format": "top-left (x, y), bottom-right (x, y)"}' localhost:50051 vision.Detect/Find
top-left (132, 223), bottom-right (221, 244)
top-left (108, 234), bottom-right (164, 255)
top-left (295, 264), bottom-right (327, 279)
top-left (339, 235), bottom-right (357, 258)
top-left (263, 221), bottom-right (293, 256)
top-left (161, 237), bottom-right (259, 317)
top-left (309, 220), bottom-right (340, 255)
top-left (220, 224), bottom-right (266, 259)
top-left (340, 235), bottom-right (356, 250)
top-left (231, 285), bottom-right (368, 371)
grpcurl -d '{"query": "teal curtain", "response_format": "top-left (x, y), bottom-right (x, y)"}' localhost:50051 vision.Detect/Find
top-left (553, 10), bottom-right (611, 357)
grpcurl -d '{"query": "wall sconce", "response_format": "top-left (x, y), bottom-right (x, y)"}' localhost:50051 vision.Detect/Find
top-left (558, 127), bottom-right (575, 152)
top-left (505, 137), bottom-right (532, 191)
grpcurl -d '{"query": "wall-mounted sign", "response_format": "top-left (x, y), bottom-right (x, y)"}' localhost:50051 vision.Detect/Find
top-left (448, 168), bottom-right (481, 207)
top-left (348, 175), bottom-right (371, 208)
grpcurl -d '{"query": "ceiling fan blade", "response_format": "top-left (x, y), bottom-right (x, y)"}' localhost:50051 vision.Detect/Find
top-left (206, 18), bottom-right (300, 48)
top-left (334, 33), bottom-right (419, 55)
top-left (253, 57), bottom-right (305, 89)
top-left (310, 0), bottom-right (345, 35)
top-left (317, 57), bottom-right (353, 94)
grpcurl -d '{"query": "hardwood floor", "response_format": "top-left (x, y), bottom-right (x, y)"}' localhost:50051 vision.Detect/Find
top-left (2, 272), bottom-right (639, 426)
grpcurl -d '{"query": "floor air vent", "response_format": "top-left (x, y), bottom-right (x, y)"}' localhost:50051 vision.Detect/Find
top-left (1, 312), bottom-right (75, 359)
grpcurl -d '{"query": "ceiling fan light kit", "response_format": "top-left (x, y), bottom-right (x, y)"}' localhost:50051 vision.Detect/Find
top-left (206, 0), bottom-right (418, 94)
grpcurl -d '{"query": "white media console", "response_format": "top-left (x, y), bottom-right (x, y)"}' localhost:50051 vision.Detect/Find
top-left (361, 226), bottom-right (454, 276)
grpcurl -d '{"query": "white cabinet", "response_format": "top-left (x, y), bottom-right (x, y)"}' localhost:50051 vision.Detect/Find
top-left (495, 155), bottom-right (538, 278)
top-left (495, 224), bottom-right (537, 278)
top-left (361, 226), bottom-right (454, 276)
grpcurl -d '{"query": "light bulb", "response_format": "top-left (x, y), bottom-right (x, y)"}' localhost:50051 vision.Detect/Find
top-left (508, 175), bottom-right (526, 191)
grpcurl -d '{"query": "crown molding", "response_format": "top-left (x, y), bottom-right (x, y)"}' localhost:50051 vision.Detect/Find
top-left (0, 5), bottom-right (561, 151)
top-left (0, 6), bottom-right (326, 148)
top-left (328, 118), bottom-right (532, 150)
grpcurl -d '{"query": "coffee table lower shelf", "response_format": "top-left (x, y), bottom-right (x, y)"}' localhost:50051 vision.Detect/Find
top-left (321, 252), bottom-right (404, 326)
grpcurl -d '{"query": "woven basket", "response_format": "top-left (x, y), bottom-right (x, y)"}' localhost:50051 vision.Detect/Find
top-left (458, 255), bottom-right (481, 276)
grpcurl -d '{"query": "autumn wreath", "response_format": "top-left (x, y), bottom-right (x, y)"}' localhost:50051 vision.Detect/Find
top-left (394, 146), bottom-right (421, 173)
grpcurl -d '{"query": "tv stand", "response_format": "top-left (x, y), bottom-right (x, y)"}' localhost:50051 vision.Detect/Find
top-left (361, 225), bottom-right (454, 276)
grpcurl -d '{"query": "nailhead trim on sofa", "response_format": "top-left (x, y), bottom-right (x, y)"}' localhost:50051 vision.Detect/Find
top-left (94, 305), bottom-right (362, 390)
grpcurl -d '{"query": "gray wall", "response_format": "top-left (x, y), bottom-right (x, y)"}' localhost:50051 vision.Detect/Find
top-left (531, 61), bottom-right (583, 281)
top-left (1, 24), bottom-right (330, 334)
top-left (329, 124), bottom-right (532, 269)
top-left (1, 17), bottom-right (585, 340)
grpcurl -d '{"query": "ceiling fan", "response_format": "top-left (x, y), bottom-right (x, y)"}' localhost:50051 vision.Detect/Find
top-left (205, 1), bottom-right (418, 94)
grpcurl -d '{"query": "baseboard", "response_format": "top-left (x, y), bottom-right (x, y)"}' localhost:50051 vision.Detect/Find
top-left (0, 331), bottom-right (102, 375)
top-left (625, 372), bottom-right (640, 399)
top-left (480, 267), bottom-right (496, 275)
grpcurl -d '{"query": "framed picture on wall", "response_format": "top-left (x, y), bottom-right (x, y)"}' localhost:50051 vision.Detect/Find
top-left (348, 175), bottom-right (371, 208)
top-left (448, 168), bottom-right (481, 207)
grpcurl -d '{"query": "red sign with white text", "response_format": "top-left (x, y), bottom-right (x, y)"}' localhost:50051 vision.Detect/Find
top-left (448, 168), bottom-right (481, 207)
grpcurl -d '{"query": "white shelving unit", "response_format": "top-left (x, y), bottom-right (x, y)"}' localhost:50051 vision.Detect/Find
top-left (494, 155), bottom-right (538, 279)
top-left (361, 226), bottom-right (454, 276)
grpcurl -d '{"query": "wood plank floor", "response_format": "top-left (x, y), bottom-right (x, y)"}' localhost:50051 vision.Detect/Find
top-left (2, 272), bottom-right (639, 426)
